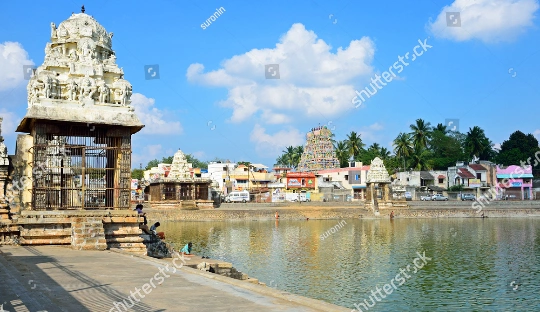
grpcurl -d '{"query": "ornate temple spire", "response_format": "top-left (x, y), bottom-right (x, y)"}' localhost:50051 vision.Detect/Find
top-left (17, 10), bottom-right (143, 134)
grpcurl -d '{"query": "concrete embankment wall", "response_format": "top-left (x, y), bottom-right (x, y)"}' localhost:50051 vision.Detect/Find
top-left (147, 208), bottom-right (370, 221)
top-left (146, 204), bottom-right (540, 221)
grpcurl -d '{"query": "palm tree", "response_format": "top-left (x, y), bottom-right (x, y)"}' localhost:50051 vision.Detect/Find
top-left (409, 119), bottom-right (432, 150)
top-left (393, 132), bottom-right (413, 170)
top-left (379, 147), bottom-right (391, 160)
top-left (335, 141), bottom-right (349, 168)
top-left (346, 131), bottom-right (365, 160)
top-left (464, 126), bottom-right (489, 160)
top-left (410, 146), bottom-right (431, 170)
top-left (434, 123), bottom-right (448, 134)
top-left (281, 146), bottom-right (295, 168)
top-left (293, 145), bottom-right (304, 168)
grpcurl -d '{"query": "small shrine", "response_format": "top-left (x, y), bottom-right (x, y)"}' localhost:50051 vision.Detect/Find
top-left (145, 149), bottom-right (213, 209)
top-left (1, 8), bottom-right (146, 252)
top-left (365, 157), bottom-right (391, 214)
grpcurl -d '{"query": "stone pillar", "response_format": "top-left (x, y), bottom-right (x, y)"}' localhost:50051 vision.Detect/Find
top-left (71, 217), bottom-right (107, 250)
top-left (384, 184), bottom-right (390, 201)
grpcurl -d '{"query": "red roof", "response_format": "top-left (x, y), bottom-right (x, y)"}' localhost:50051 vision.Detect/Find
top-left (469, 164), bottom-right (486, 171)
top-left (457, 168), bottom-right (476, 179)
top-left (438, 175), bottom-right (446, 179)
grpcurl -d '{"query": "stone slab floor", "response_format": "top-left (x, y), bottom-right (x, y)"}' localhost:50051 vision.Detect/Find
top-left (0, 246), bottom-right (346, 312)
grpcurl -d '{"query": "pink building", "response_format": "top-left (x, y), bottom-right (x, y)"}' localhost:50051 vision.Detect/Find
top-left (496, 165), bottom-right (533, 200)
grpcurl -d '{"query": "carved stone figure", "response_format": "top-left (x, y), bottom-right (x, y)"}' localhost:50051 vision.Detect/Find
top-left (79, 75), bottom-right (96, 100)
top-left (43, 76), bottom-right (53, 99)
top-left (66, 79), bottom-right (78, 101)
top-left (51, 22), bottom-right (57, 38)
top-left (104, 53), bottom-right (116, 65)
top-left (98, 81), bottom-right (109, 103)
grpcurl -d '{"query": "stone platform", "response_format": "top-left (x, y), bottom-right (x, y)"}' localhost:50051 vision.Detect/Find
top-left (1, 210), bottom-right (146, 253)
top-left (0, 245), bottom-right (349, 311)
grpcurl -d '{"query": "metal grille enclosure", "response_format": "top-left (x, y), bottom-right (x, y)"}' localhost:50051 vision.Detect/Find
top-left (32, 123), bottom-right (132, 210)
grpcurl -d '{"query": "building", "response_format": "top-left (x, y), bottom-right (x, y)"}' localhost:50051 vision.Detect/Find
top-left (496, 165), bottom-right (533, 200)
top-left (448, 162), bottom-right (495, 198)
top-left (207, 161), bottom-right (236, 194)
top-left (393, 170), bottom-right (447, 199)
top-left (1, 9), bottom-right (145, 251)
top-left (144, 149), bottom-right (212, 207)
top-left (297, 126), bottom-right (339, 172)
top-left (317, 162), bottom-right (370, 200)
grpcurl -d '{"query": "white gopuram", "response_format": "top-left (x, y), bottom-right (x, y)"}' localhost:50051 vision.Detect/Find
top-left (19, 8), bottom-right (142, 130)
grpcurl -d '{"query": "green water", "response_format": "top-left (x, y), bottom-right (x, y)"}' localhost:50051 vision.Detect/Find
top-left (161, 218), bottom-right (540, 311)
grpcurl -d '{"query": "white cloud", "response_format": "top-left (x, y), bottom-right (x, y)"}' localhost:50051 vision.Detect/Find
top-left (0, 110), bottom-right (19, 141)
top-left (132, 144), bottom-right (164, 169)
top-left (250, 124), bottom-right (304, 156)
top-left (192, 151), bottom-right (206, 160)
top-left (428, 0), bottom-right (539, 43)
top-left (0, 42), bottom-right (34, 92)
top-left (533, 129), bottom-right (540, 140)
top-left (187, 23), bottom-right (375, 124)
top-left (130, 93), bottom-right (183, 135)
top-left (358, 122), bottom-right (385, 143)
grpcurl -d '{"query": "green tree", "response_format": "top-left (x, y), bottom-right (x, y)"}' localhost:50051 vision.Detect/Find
top-left (293, 145), bottom-right (304, 168)
top-left (335, 141), bottom-right (350, 168)
top-left (186, 154), bottom-right (208, 169)
top-left (346, 131), bottom-right (365, 160)
top-left (429, 130), bottom-right (465, 170)
top-left (409, 146), bottom-right (432, 170)
top-left (463, 126), bottom-right (494, 161)
top-left (393, 132), bottom-right (413, 169)
top-left (434, 123), bottom-right (448, 134)
top-left (131, 168), bottom-right (144, 179)
top-left (409, 118), bottom-right (432, 150)
top-left (496, 130), bottom-right (540, 166)
top-left (145, 159), bottom-right (160, 170)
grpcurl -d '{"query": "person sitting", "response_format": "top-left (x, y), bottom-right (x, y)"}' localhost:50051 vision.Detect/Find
top-left (150, 222), bottom-right (165, 239)
top-left (134, 204), bottom-right (147, 225)
top-left (180, 242), bottom-right (193, 255)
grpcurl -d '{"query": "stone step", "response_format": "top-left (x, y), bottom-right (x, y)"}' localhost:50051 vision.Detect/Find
top-left (20, 237), bottom-right (71, 245)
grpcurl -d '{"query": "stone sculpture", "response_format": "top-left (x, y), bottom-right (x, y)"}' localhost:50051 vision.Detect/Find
top-left (25, 11), bottom-right (134, 109)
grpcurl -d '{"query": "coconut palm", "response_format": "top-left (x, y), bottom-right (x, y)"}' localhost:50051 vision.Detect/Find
top-left (335, 141), bottom-right (349, 168)
top-left (379, 147), bottom-right (391, 160)
top-left (393, 132), bottom-right (413, 169)
top-left (434, 123), bottom-right (448, 134)
top-left (410, 146), bottom-right (431, 170)
top-left (464, 126), bottom-right (490, 160)
top-left (293, 145), bottom-right (304, 168)
top-left (281, 146), bottom-right (295, 168)
top-left (409, 119), bottom-right (432, 150)
top-left (346, 131), bottom-right (365, 160)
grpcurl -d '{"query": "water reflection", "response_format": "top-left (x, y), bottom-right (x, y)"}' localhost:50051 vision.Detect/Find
top-left (161, 218), bottom-right (540, 311)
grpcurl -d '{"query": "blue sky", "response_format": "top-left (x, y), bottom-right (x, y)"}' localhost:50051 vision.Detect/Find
top-left (1, 0), bottom-right (539, 168)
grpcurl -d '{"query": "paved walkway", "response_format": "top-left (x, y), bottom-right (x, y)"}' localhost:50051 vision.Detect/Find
top-left (0, 246), bottom-right (348, 312)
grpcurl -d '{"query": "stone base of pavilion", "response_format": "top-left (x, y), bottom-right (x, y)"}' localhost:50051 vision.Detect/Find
top-left (1, 210), bottom-right (146, 253)
top-left (148, 199), bottom-right (215, 210)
